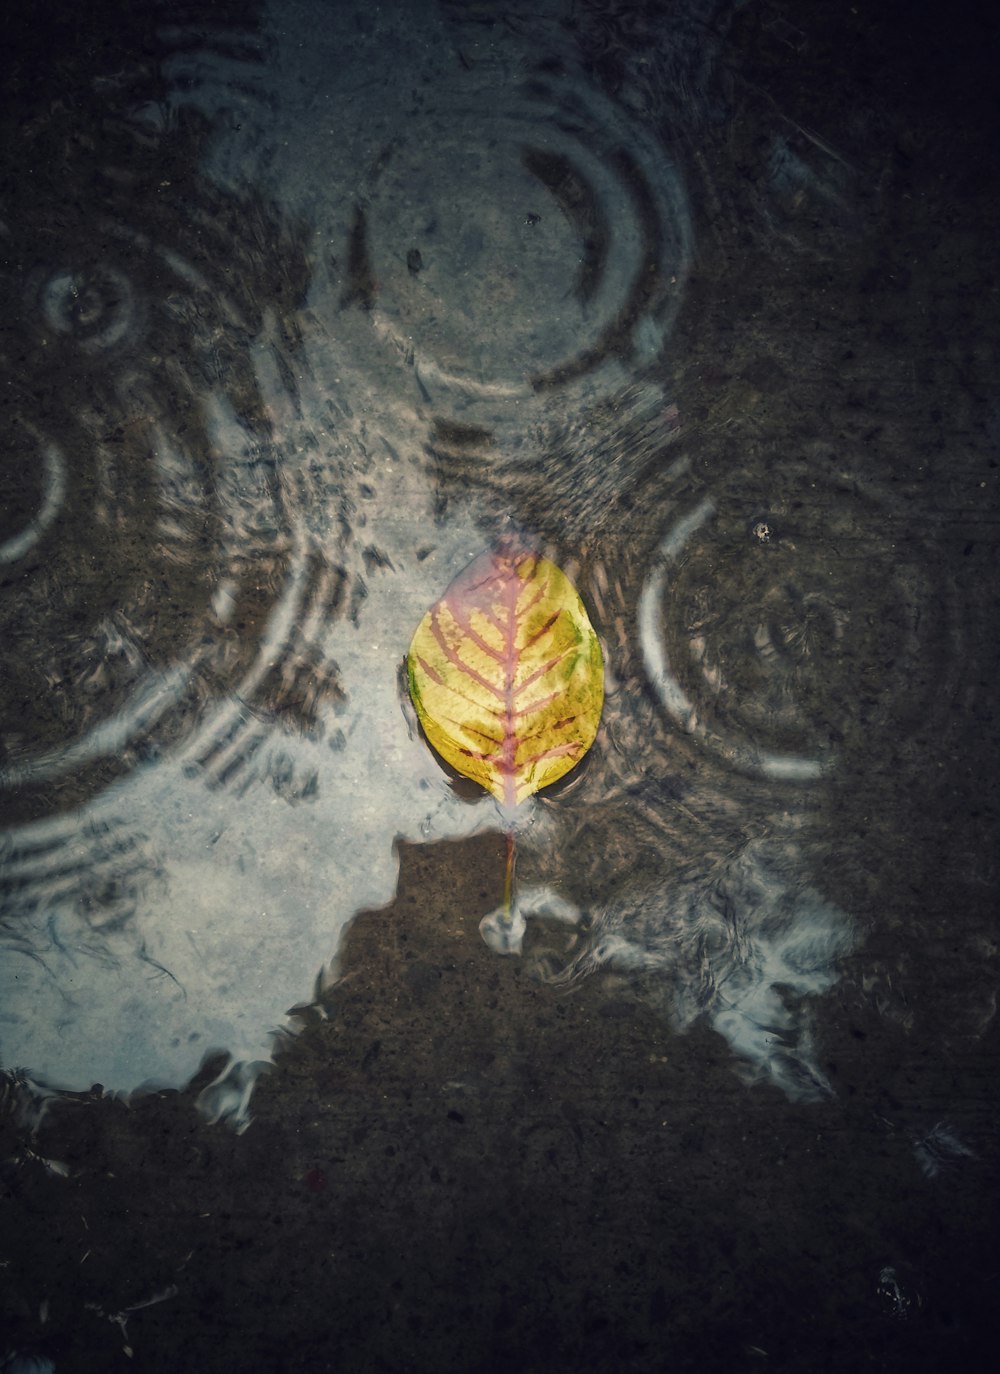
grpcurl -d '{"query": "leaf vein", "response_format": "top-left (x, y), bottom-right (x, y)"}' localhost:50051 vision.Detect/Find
top-left (514, 644), bottom-right (575, 697)
top-left (518, 742), bottom-right (581, 767)
top-left (522, 609), bottom-right (562, 651)
top-left (443, 599), bottom-right (506, 665)
top-left (430, 606), bottom-right (504, 701)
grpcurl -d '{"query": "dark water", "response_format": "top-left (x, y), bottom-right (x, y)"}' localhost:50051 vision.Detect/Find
top-left (1, 0), bottom-right (998, 1369)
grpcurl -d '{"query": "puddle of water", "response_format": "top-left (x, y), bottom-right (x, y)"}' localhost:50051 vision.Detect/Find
top-left (2, 0), bottom-right (709, 1118)
top-left (0, 0), bottom-right (994, 1161)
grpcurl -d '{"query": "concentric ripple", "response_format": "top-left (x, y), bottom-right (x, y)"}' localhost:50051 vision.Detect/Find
top-left (0, 176), bottom-right (331, 823)
top-left (38, 263), bottom-right (138, 353)
top-left (336, 67), bottom-right (691, 440)
top-left (638, 458), bottom-right (960, 782)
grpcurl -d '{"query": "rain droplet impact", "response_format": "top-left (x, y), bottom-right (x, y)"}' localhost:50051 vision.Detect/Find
top-left (349, 71), bottom-right (691, 429)
top-left (0, 185), bottom-right (332, 822)
top-left (637, 457), bottom-right (962, 783)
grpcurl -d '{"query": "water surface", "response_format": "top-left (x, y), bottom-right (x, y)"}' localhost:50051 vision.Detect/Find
top-left (1, 0), bottom-right (997, 1369)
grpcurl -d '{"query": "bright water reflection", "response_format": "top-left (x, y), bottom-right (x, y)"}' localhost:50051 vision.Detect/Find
top-left (0, 0), bottom-right (976, 1127)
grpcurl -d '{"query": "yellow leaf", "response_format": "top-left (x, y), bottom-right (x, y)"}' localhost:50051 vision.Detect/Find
top-left (408, 538), bottom-right (604, 808)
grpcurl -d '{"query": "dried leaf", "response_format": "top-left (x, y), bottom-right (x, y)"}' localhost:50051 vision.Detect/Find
top-left (408, 538), bottom-right (603, 809)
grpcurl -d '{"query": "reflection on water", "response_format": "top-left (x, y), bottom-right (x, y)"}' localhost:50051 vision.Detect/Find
top-left (0, 0), bottom-right (989, 1145)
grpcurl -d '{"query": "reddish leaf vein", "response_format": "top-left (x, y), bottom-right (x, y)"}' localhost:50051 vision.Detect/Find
top-left (444, 599), bottom-right (506, 665)
top-left (514, 645), bottom-right (575, 697)
top-left (431, 606), bottom-right (504, 701)
top-left (522, 609), bottom-right (562, 650)
top-left (518, 742), bottom-right (581, 767)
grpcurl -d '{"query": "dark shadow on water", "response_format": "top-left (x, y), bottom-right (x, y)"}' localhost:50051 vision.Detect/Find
top-left (3, 836), bottom-right (999, 1372)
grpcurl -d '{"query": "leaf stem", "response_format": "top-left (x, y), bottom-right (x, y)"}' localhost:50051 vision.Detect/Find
top-left (502, 828), bottom-right (516, 922)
